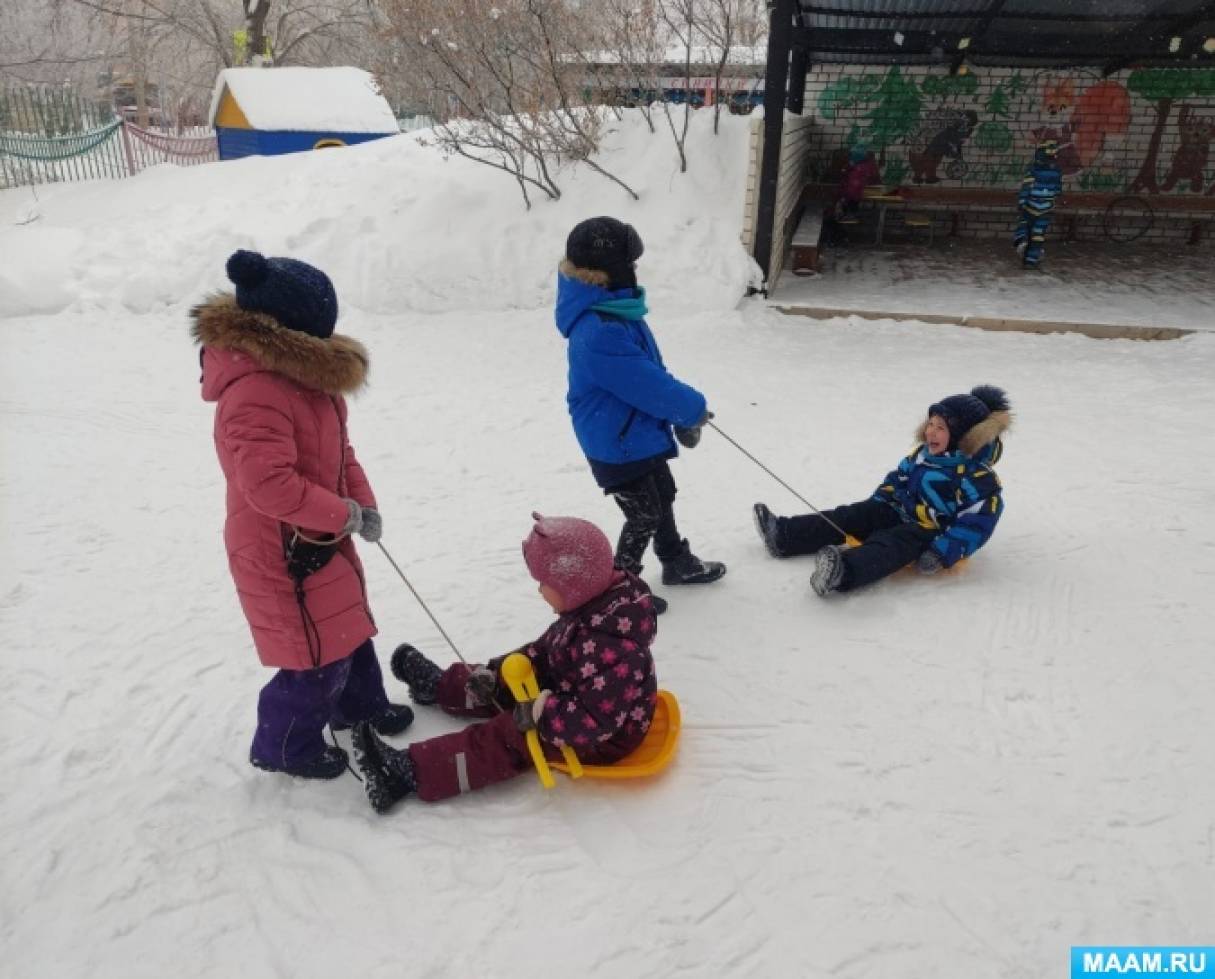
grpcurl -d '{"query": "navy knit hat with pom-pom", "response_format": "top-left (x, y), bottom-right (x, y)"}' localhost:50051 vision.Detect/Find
top-left (225, 250), bottom-right (338, 339)
top-left (929, 385), bottom-right (1010, 448)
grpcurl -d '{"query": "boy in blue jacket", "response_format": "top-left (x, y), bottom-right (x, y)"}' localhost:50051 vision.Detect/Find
top-left (753, 386), bottom-right (1011, 596)
top-left (1014, 140), bottom-right (1062, 269)
top-left (554, 217), bottom-right (726, 614)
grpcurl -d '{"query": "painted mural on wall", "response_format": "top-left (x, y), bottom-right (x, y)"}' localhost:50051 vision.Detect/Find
top-left (811, 66), bottom-right (1215, 196)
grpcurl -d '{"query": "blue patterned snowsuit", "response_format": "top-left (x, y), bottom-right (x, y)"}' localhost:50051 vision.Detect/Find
top-left (873, 439), bottom-right (1006, 569)
top-left (1014, 148), bottom-right (1062, 268)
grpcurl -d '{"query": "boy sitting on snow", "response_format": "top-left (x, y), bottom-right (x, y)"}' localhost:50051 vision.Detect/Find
top-left (351, 513), bottom-right (660, 812)
top-left (753, 386), bottom-right (1011, 596)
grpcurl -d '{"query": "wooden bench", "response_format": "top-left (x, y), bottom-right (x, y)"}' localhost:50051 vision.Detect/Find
top-left (800, 183), bottom-right (1215, 244)
top-left (790, 207), bottom-right (825, 275)
top-left (891, 187), bottom-right (1215, 243)
top-left (902, 213), bottom-right (935, 245)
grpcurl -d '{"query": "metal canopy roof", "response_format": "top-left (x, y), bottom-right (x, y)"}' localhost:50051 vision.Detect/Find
top-left (793, 0), bottom-right (1215, 72)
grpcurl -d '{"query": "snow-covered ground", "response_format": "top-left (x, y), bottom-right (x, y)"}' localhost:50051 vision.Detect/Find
top-left (3, 111), bottom-right (1214, 979)
top-left (773, 238), bottom-right (1215, 334)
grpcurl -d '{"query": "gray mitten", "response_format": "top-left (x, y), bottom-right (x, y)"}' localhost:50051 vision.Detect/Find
top-left (917, 549), bottom-right (944, 575)
top-left (512, 701), bottom-right (536, 732)
top-left (512, 690), bottom-right (551, 732)
top-left (340, 498), bottom-right (363, 537)
top-left (674, 409), bottom-right (714, 449)
top-left (466, 667), bottom-right (498, 707)
top-left (359, 508), bottom-right (382, 543)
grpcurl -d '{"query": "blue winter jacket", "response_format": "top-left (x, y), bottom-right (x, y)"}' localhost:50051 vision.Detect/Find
top-left (1018, 150), bottom-right (1062, 216)
top-left (555, 266), bottom-right (706, 467)
top-left (872, 439), bottom-right (1006, 568)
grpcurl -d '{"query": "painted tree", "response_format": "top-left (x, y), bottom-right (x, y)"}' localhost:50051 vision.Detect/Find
top-left (862, 65), bottom-right (921, 164)
top-left (984, 83), bottom-right (1010, 118)
top-left (974, 121), bottom-right (1012, 152)
top-left (920, 72), bottom-right (978, 101)
top-left (1126, 68), bottom-right (1215, 193)
top-left (882, 157), bottom-right (907, 186)
top-left (816, 72), bottom-right (882, 121)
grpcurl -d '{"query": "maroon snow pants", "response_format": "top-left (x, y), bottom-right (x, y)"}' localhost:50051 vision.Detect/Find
top-left (407, 663), bottom-right (534, 802)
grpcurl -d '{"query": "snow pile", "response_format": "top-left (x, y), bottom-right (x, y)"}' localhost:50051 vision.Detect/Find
top-left (0, 109), bottom-right (759, 320)
top-left (208, 66), bottom-right (399, 133)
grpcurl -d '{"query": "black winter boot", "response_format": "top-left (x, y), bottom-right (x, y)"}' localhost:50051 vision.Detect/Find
top-left (351, 721), bottom-right (417, 814)
top-left (250, 745), bottom-right (348, 780)
top-left (810, 545), bottom-right (846, 597)
top-left (650, 594), bottom-right (668, 615)
top-left (752, 503), bottom-right (785, 558)
top-left (331, 703), bottom-right (415, 736)
top-left (661, 540), bottom-right (726, 586)
top-left (390, 644), bottom-right (443, 705)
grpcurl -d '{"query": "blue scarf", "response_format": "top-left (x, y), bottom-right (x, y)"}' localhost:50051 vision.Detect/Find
top-left (590, 287), bottom-right (648, 320)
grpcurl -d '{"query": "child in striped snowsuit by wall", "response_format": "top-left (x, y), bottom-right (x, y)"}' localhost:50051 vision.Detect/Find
top-left (1014, 140), bottom-right (1063, 269)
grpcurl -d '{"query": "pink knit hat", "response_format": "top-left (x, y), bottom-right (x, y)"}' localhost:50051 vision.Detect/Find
top-left (522, 512), bottom-right (616, 611)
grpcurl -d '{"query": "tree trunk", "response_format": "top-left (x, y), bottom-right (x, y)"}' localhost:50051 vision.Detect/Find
top-left (1129, 98), bottom-right (1172, 194)
top-left (125, 0), bottom-right (149, 127)
top-left (245, 0), bottom-right (272, 66)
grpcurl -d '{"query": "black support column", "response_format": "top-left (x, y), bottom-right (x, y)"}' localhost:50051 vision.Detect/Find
top-left (752, 0), bottom-right (796, 291)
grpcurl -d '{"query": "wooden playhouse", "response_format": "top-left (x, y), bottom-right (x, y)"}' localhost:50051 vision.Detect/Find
top-left (208, 66), bottom-right (399, 160)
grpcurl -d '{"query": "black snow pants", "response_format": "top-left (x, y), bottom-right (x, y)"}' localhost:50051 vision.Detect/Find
top-left (781, 498), bottom-right (936, 591)
top-left (609, 461), bottom-right (684, 574)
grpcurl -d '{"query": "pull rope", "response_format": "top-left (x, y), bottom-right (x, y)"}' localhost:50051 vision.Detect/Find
top-left (374, 541), bottom-right (511, 715)
top-left (375, 540), bottom-right (469, 667)
top-left (291, 527), bottom-right (350, 546)
top-left (706, 420), bottom-right (851, 540)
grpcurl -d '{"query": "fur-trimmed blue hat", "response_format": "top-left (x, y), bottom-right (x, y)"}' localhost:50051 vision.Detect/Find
top-left (225, 249), bottom-right (338, 339)
top-left (926, 385), bottom-right (1012, 455)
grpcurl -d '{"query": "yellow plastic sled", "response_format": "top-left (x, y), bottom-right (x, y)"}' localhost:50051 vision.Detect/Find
top-left (552, 689), bottom-right (682, 780)
top-left (501, 653), bottom-right (681, 786)
top-left (843, 535), bottom-right (967, 574)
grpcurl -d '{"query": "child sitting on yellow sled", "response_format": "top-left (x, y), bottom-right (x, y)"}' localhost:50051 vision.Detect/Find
top-left (754, 386), bottom-right (1011, 596)
top-left (352, 513), bottom-right (660, 812)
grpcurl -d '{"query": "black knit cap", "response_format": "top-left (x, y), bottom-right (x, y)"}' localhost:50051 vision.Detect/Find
top-left (566, 217), bottom-right (644, 288)
top-left (929, 385), bottom-right (1010, 448)
top-left (226, 249), bottom-right (339, 339)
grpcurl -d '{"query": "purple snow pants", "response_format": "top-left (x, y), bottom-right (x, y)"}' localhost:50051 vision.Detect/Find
top-left (250, 640), bottom-right (389, 769)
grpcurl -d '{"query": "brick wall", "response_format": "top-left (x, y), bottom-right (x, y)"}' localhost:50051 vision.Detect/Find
top-left (795, 65), bottom-right (1215, 242)
top-left (743, 112), bottom-right (817, 284)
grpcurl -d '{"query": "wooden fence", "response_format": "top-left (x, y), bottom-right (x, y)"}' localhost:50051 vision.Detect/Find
top-left (0, 84), bottom-right (217, 190)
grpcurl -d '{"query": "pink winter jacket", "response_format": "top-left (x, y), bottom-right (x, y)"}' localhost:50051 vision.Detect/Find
top-left (840, 157), bottom-right (881, 204)
top-left (191, 294), bottom-right (378, 671)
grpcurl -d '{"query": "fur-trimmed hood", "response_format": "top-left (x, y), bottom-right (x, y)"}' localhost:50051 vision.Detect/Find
top-left (915, 408), bottom-right (1012, 459)
top-left (558, 257), bottom-right (613, 288)
top-left (555, 259), bottom-right (640, 339)
top-left (190, 292), bottom-right (367, 399)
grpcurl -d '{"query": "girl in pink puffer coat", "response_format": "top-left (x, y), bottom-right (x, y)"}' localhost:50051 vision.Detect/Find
top-left (191, 250), bottom-right (411, 781)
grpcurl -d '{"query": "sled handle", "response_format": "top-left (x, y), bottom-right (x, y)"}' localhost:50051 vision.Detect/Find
top-left (500, 654), bottom-right (583, 787)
